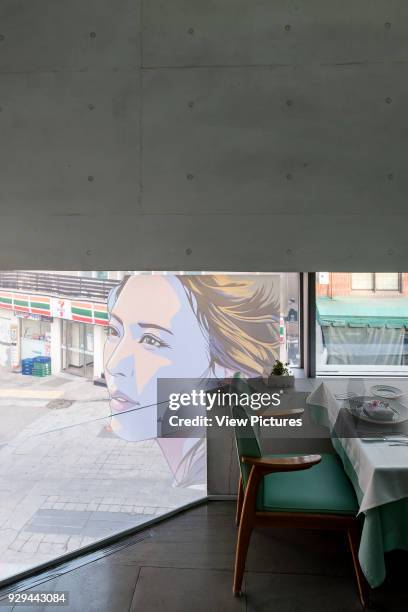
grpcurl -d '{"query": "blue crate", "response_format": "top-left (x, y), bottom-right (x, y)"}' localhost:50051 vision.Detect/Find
top-left (33, 356), bottom-right (51, 363)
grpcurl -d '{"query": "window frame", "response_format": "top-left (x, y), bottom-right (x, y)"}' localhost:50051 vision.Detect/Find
top-left (315, 272), bottom-right (408, 377)
top-left (351, 272), bottom-right (401, 292)
top-left (374, 272), bottom-right (401, 292)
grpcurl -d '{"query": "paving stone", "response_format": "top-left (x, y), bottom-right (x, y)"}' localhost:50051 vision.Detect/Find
top-left (0, 371), bottom-right (204, 579)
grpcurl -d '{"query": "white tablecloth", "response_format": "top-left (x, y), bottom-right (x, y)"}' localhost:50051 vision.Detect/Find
top-left (306, 379), bottom-right (408, 514)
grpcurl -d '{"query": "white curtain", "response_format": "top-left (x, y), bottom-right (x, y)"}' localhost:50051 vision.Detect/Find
top-left (322, 325), bottom-right (405, 366)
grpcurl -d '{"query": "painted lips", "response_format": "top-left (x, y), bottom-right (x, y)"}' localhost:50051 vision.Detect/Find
top-left (110, 392), bottom-right (140, 413)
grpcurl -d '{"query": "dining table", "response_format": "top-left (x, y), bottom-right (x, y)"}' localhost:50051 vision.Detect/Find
top-left (306, 378), bottom-right (408, 589)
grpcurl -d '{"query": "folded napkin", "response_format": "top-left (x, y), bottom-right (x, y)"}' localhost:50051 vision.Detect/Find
top-left (364, 400), bottom-right (394, 421)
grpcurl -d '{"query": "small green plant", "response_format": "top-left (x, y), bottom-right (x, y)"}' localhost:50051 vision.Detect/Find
top-left (271, 360), bottom-right (291, 376)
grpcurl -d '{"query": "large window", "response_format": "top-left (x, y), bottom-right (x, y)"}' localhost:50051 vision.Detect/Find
top-left (0, 270), bottom-right (300, 584)
top-left (0, 270), bottom-right (207, 584)
top-left (316, 272), bottom-right (408, 375)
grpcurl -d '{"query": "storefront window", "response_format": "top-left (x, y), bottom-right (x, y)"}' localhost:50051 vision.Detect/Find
top-left (20, 318), bottom-right (51, 359)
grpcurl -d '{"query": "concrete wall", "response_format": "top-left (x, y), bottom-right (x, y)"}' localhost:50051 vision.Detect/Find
top-left (0, 1), bottom-right (407, 271)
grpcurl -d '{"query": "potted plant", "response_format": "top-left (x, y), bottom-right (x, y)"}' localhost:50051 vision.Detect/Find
top-left (266, 360), bottom-right (295, 388)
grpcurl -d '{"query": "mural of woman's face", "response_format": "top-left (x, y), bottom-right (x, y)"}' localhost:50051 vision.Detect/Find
top-left (104, 275), bottom-right (210, 441)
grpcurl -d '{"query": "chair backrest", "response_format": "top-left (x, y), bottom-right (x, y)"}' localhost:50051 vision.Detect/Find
top-left (230, 373), bottom-right (262, 489)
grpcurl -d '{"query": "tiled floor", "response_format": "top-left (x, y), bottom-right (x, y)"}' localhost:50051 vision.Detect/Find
top-left (0, 501), bottom-right (407, 611)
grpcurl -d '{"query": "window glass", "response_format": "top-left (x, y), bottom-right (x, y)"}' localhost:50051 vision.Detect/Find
top-left (0, 270), bottom-right (301, 582)
top-left (375, 273), bottom-right (399, 291)
top-left (316, 272), bottom-right (408, 375)
top-left (280, 273), bottom-right (301, 368)
top-left (351, 273), bottom-right (373, 290)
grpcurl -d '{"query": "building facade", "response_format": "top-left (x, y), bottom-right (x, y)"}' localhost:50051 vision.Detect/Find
top-left (317, 272), bottom-right (408, 298)
top-left (0, 271), bottom-right (123, 379)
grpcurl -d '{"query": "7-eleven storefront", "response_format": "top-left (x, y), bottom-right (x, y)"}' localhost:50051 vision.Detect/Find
top-left (0, 292), bottom-right (109, 380)
top-left (58, 300), bottom-right (109, 379)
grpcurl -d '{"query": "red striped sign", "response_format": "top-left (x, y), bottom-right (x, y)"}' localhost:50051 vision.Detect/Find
top-left (0, 292), bottom-right (108, 326)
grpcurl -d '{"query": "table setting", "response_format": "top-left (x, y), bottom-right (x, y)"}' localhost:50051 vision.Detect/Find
top-left (306, 378), bottom-right (408, 589)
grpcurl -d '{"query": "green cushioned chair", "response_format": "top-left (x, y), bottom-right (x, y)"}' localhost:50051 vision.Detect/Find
top-left (231, 374), bottom-right (368, 608)
top-left (261, 453), bottom-right (359, 515)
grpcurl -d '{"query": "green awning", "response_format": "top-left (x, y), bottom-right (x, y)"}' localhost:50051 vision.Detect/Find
top-left (317, 297), bottom-right (408, 328)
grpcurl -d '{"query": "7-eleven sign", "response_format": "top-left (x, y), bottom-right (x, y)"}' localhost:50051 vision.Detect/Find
top-left (51, 298), bottom-right (72, 320)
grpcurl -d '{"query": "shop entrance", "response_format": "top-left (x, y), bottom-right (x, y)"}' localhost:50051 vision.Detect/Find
top-left (61, 321), bottom-right (94, 379)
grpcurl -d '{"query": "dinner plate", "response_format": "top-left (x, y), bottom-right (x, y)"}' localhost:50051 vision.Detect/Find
top-left (370, 384), bottom-right (404, 399)
top-left (334, 391), bottom-right (358, 400)
top-left (347, 396), bottom-right (408, 425)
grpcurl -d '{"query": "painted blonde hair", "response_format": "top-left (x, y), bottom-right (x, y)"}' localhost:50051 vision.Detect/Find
top-left (178, 274), bottom-right (280, 377)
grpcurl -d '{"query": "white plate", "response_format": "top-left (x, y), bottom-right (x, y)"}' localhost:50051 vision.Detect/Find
top-left (347, 396), bottom-right (408, 425)
top-left (370, 384), bottom-right (404, 399)
top-left (335, 391), bottom-right (358, 400)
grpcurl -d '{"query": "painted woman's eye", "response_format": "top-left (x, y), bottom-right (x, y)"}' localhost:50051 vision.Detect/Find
top-left (140, 334), bottom-right (167, 348)
top-left (107, 326), bottom-right (119, 337)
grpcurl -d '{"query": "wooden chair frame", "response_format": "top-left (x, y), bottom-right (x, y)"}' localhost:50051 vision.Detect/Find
top-left (234, 454), bottom-right (370, 608)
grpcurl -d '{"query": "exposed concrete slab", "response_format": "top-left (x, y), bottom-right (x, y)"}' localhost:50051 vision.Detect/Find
top-left (0, 2), bottom-right (407, 271)
top-left (142, 0), bottom-right (408, 67)
top-left (0, 211), bottom-right (408, 271)
top-left (0, 0), bottom-right (140, 72)
top-left (142, 63), bottom-right (408, 216)
top-left (0, 71), bottom-right (140, 215)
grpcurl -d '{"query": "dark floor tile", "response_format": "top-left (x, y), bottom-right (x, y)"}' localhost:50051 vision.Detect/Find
top-left (369, 551), bottom-right (408, 610)
top-left (0, 597), bottom-right (13, 612)
top-left (111, 504), bottom-right (237, 568)
top-left (129, 567), bottom-right (245, 612)
top-left (111, 537), bottom-right (236, 570)
top-left (2, 502), bottom-right (405, 611)
top-left (246, 527), bottom-right (352, 576)
top-left (383, 550), bottom-right (408, 585)
top-left (245, 572), bottom-right (362, 612)
top-left (10, 558), bottom-right (139, 612)
top-left (390, 595), bottom-right (408, 612)
top-left (191, 501), bottom-right (236, 516)
top-left (114, 502), bottom-right (352, 579)
top-left (370, 589), bottom-right (408, 611)
top-left (151, 512), bottom-right (237, 543)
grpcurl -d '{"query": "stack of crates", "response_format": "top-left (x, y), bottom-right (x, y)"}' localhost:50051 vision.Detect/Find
top-left (32, 356), bottom-right (51, 377)
top-left (21, 357), bottom-right (35, 376)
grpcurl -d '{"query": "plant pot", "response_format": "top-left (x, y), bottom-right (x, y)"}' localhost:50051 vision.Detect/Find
top-left (266, 374), bottom-right (295, 388)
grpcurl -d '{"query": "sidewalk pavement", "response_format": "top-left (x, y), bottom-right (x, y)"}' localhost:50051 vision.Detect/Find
top-left (0, 368), bottom-right (204, 582)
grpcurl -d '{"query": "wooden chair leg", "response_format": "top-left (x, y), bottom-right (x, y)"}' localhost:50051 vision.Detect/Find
top-left (233, 505), bottom-right (253, 595)
top-left (347, 526), bottom-right (370, 609)
top-left (235, 476), bottom-right (244, 527)
top-left (233, 467), bottom-right (259, 596)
